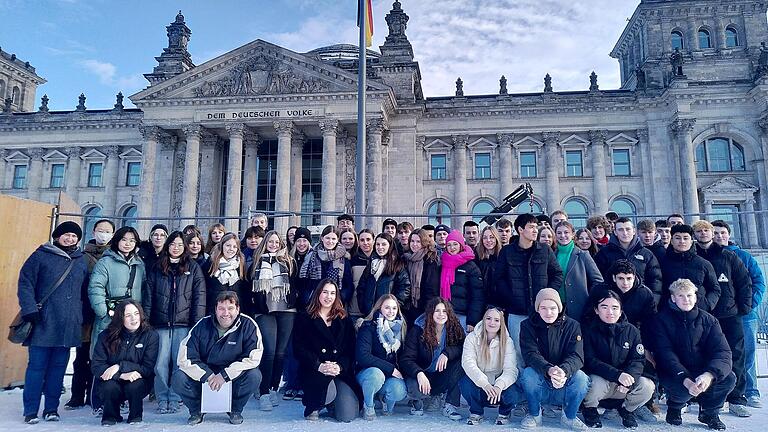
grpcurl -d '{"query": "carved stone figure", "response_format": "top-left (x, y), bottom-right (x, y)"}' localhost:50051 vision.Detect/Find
top-left (589, 71), bottom-right (599, 91)
top-left (455, 77), bottom-right (464, 97)
top-left (635, 66), bottom-right (646, 90)
top-left (544, 74), bottom-right (553, 93)
top-left (671, 48), bottom-right (684, 76)
top-left (499, 75), bottom-right (508, 95)
top-left (755, 42), bottom-right (768, 80)
top-left (76, 93), bottom-right (87, 111)
top-left (113, 92), bottom-right (124, 111)
top-left (39, 94), bottom-right (49, 112)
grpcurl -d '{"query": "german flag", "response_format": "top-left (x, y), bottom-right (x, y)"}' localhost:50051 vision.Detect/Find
top-left (357, 0), bottom-right (374, 47)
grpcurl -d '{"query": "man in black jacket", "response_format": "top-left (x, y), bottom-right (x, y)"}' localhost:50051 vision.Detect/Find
top-left (649, 279), bottom-right (735, 430)
top-left (494, 214), bottom-right (563, 367)
top-left (585, 260), bottom-right (656, 332)
top-left (693, 220), bottom-right (753, 417)
top-left (172, 291), bottom-right (263, 425)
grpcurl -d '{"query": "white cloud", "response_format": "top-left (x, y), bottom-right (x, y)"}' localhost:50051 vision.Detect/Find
top-left (80, 59), bottom-right (144, 90)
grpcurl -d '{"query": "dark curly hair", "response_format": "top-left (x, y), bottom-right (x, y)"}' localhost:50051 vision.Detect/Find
top-left (421, 297), bottom-right (465, 350)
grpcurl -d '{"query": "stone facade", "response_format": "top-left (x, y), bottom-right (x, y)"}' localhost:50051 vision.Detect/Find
top-left (1, 1), bottom-right (767, 247)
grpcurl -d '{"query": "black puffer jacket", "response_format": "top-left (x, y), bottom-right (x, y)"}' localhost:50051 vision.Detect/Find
top-left (475, 254), bottom-right (497, 303)
top-left (647, 241), bottom-right (666, 263)
top-left (400, 316), bottom-right (465, 378)
top-left (585, 280), bottom-right (656, 331)
top-left (91, 326), bottom-right (159, 381)
top-left (594, 236), bottom-right (662, 301)
top-left (583, 315), bottom-right (645, 383)
top-left (659, 246), bottom-right (721, 313)
top-left (143, 260), bottom-right (207, 328)
top-left (446, 260), bottom-right (485, 325)
top-left (695, 243), bottom-right (752, 319)
top-left (494, 240), bottom-right (563, 316)
top-left (520, 313), bottom-right (584, 379)
top-left (356, 258), bottom-right (411, 317)
top-left (355, 317), bottom-right (403, 376)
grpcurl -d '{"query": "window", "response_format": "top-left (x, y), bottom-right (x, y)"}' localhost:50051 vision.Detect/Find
top-left (472, 200), bottom-right (495, 223)
top-left (12, 86), bottom-right (20, 104)
top-left (126, 162), bottom-right (141, 186)
top-left (711, 204), bottom-right (742, 245)
top-left (431, 154), bottom-right (447, 180)
top-left (122, 205), bottom-right (138, 228)
top-left (520, 152), bottom-right (537, 178)
top-left (517, 199), bottom-right (542, 215)
top-left (671, 31), bottom-right (684, 50)
top-left (725, 27), bottom-right (739, 48)
top-left (12, 165), bottom-right (27, 189)
top-left (83, 206), bottom-right (102, 243)
top-left (50, 164), bottom-right (65, 188)
top-left (695, 137), bottom-right (746, 172)
top-left (611, 198), bottom-right (637, 220)
top-left (428, 200), bottom-right (451, 225)
top-left (88, 163), bottom-right (103, 187)
top-left (698, 28), bottom-right (711, 49)
top-left (474, 153), bottom-right (491, 179)
top-left (563, 199), bottom-right (589, 229)
top-left (612, 149), bottom-right (631, 176)
top-left (565, 150), bottom-right (583, 177)
top-left (255, 139), bottom-right (278, 227)
top-left (301, 138), bottom-right (323, 227)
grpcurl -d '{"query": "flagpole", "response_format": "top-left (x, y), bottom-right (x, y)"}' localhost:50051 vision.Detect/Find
top-left (355, 0), bottom-right (367, 229)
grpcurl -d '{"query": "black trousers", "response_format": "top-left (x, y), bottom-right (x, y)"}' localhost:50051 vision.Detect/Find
top-left (69, 342), bottom-right (92, 405)
top-left (718, 315), bottom-right (746, 405)
top-left (171, 368), bottom-right (261, 416)
top-left (406, 360), bottom-right (464, 406)
top-left (661, 371), bottom-right (736, 414)
top-left (98, 378), bottom-right (151, 422)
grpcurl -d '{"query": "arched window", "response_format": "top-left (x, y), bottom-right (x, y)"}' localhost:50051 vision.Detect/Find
top-left (517, 200), bottom-right (542, 215)
top-left (610, 198), bottom-right (637, 218)
top-left (725, 27), bottom-right (739, 48)
top-left (428, 200), bottom-right (451, 226)
top-left (83, 206), bottom-right (103, 243)
top-left (122, 205), bottom-right (137, 228)
top-left (0, 80), bottom-right (5, 99)
top-left (12, 86), bottom-right (20, 104)
top-left (471, 200), bottom-right (495, 223)
top-left (671, 31), bottom-right (684, 51)
top-left (698, 28), bottom-right (712, 49)
top-left (563, 199), bottom-right (589, 229)
top-left (695, 137), bottom-right (746, 172)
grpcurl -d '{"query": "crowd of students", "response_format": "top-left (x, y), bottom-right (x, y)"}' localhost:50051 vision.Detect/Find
top-left (14, 209), bottom-right (765, 430)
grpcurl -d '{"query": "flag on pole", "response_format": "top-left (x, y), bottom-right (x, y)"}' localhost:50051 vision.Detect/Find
top-left (357, 0), bottom-right (374, 47)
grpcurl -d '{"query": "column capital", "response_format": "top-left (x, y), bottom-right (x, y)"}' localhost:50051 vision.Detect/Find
top-left (243, 129), bottom-right (260, 146)
top-left (104, 145), bottom-right (120, 158)
top-left (0, 148), bottom-right (6, 159)
top-left (291, 129), bottom-right (306, 146)
top-left (588, 130), bottom-right (608, 144)
top-left (636, 128), bottom-right (649, 142)
top-left (366, 117), bottom-right (386, 133)
top-left (416, 135), bottom-right (427, 148)
top-left (319, 119), bottom-right (340, 136)
top-left (496, 133), bottom-right (515, 147)
top-left (670, 118), bottom-right (696, 136)
top-left (273, 120), bottom-right (294, 137)
top-left (28, 147), bottom-right (44, 160)
top-left (542, 131), bottom-right (561, 145)
top-left (452, 134), bottom-right (469, 149)
top-left (138, 124), bottom-right (162, 141)
top-left (183, 124), bottom-right (203, 140)
top-left (225, 122), bottom-right (245, 139)
top-left (745, 198), bottom-right (756, 206)
top-left (200, 131), bottom-right (220, 148)
top-left (160, 134), bottom-right (178, 151)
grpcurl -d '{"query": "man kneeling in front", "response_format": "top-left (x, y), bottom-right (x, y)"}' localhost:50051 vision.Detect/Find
top-left (172, 291), bottom-right (263, 425)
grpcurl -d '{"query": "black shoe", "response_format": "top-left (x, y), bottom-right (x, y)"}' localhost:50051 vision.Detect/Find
top-left (101, 419), bottom-right (117, 426)
top-left (699, 412), bottom-right (726, 430)
top-left (127, 417), bottom-right (142, 425)
top-left (666, 408), bottom-right (682, 426)
top-left (24, 415), bottom-right (39, 424)
top-left (42, 412), bottom-right (60, 422)
top-left (582, 407), bottom-right (602, 428)
top-left (187, 413), bottom-right (204, 425)
top-left (618, 406), bottom-right (638, 429)
top-left (64, 400), bottom-right (85, 410)
top-left (228, 412), bottom-right (244, 425)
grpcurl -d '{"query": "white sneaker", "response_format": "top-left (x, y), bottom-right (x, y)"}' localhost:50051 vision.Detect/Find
top-left (634, 405), bottom-right (659, 423)
top-left (521, 413), bottom-right (542, 429)
top-left (729, 403), bottom-right (751, 417)
top-left (259, 394), bottom-right (273, 411)
top-left (269, 389), bottom-right (280, 407)
top-left (560, 414), bottom-right (587, 431)
top-left (466, 414), bottom-right (483, 425)
top-left (747, 396), bottom-right (762, 408)
top-left (442, 403), bottom-right (461, 421)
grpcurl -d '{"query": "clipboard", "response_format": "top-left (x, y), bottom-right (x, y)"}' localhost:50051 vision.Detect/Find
top-left (201, 380), bottom-right (232, 413)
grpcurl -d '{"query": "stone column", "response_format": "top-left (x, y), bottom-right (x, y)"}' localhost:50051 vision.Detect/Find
top-left (65, 146), bottom-right (82, 200)
top-left (225, 123), bottom-right (245, 234)
top-left (241, 130), bottom-right (260, 222)
top-left (497, 133), bottom-right (515, 198)
top-left (756, 118), bottom-right (768, 247)
top-left (670, 118), bottom-right (700, 219)
top-left (589, 130), bottom-right (609, 214)
top-left (181, 124), bottom-right (202, 225)
top-left (703, 200), bottom-right (714, 217)
top-left (319, 119), bottom-right (339, 225)
top-left (542, 131), bottom-right (562, 213)
top-left (366, 118), bottom-right (385, 230)
top-left (744, 199), bottom-right (759, 249)
top-left (198, 132), bottom-right (220, 219)
top-left (137, 126), bottom-right (161, 235)
top-left (0, 149), bottom-right (6, 189)
top-left (290, 130), bottom-right (305, 227)
top-left (452, 134), bottom-right (469, 227)
top-left (273, 120), bottom-right (294, 236)
top-left (103, 145), bottom-right (120, 216)
top-left (636, 129), bottom-right (654, 214)
top-left (27, 148), bottom-right (44, 201)
top-left (415, 136), bottom-right (426, 215)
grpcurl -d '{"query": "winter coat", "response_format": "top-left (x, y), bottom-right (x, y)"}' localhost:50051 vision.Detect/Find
top-left (725, 243), bottom-right (766, 321)
top-left (594, 236), bottom-right (662, 302)
top-left (659, 246), bottom-right (720, 313)
top-left (91, 327), bottom-right (159, 382)
top-left (81, 242), bottom-right (110, 334)
top-left (355, 318), bottom-right (402, 376)
top-left (405, 258), bottom-right (441, 323)
top-left (17, 243), bottom-right (89, 347)
top-left (137, 241), bottom-right (161, 275)
top-left (695, 243), bottom-right (752, 319)
top-left (84, 242), bottom-right (110, 272)
top-left (494, 240), bottom-right (564, 316)
top-left (461, 323), bottom-right (518, 390)
top-left (88, 249), bottom-right (145, 342)
top-left (648, 304), bottom-right (732, 384)
top-left (246, 255), bottom-right (298, 315)
top-left (292, 250), bottom-right (311, 310)
top-left (356, 261), bottom-right (411, 317)
top-left (177, 314), bottom-right (263, 382)
top-left (400, 315), bottom-right (465, 378)
top-left (560, 247), bottom-right (603, 320)
top-left (350, 250), bottom-right (372, 290)
top-left (520, 313), bottom-right (584, 379)
top-left (647, 241), bottom-right (667, 263)
top-left (143, 260), bottom-right (207, 329)
top-left (293, 312), bottom-right (361, 415)
top-left (585, 280), bottom-right (656, 332)
top-left (475, 254), bottom-right (497, 303)
top-left (201, 259), bottom-right (246, 316)
top-left (583, 315), bottom-right (645, 383)
top-left (447, 261), bottom-right (485, 325)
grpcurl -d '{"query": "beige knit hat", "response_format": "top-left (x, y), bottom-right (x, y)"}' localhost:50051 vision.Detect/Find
top-left (535, 288), bottom-right (563, 313)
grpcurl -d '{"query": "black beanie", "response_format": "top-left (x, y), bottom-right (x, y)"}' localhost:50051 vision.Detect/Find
top-left (670, 224), bottom-right (694, 237)
top-left (150, 224), bottom-right (169, 236)
top-left (294, 227), bottom-right (312, 242)
top-left (52, 221), bottom-right (82, 240)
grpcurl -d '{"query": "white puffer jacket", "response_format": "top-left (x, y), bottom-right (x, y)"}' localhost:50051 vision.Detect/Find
top-left (461, 323), bottom-right (518, 390)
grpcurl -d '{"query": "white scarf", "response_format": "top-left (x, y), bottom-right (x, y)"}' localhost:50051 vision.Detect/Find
top-left (254, 254), bottom-right (291, 303)
top-left (213, 257), bottom-right (240, 286)
top-left (376, 316), bottom-right (403, 354)
top-left (370, 258), bottom-right (386, 281)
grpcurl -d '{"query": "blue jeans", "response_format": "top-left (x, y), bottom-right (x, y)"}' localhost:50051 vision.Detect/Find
top-left (154, 327), bottom-right (189, 403)
top-left (520, 367), bottom-right (589, 420)
top-left (743, 318), bottom-right (760, 398)
top-left (459, 375), bottom-right (521, 416)
top-left (356, 367), bottom-right (407, 410)
top-left (23, 346), bottom-right (71, 416)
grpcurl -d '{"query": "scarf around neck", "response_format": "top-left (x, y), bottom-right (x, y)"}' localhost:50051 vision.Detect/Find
top-left (254, 253), bottom-right (291, 303)
top-left (403, 249), bottom-right (426, 307)
top-left (300, 243), bottom-right (348, 285)
top-left (370, 257), bottom-right (386, 281)
top-left (376, 314), bottom-right (403, 354)
top-left (214, 256), bottom-right (240, 286)
top-left (440, 247), bottom-right (475, 300)
top-left (556, 241), bottom-right (575, 301)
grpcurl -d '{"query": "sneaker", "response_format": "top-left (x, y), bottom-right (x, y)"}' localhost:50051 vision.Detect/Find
top-left (681, 403), bottom-right (689, 414)
top-left (542, 405), bottom-right (557, 418)
top-left (514, 402), bottom-right (529, 417)
top-left (381, 397), bottom-right (392, 416)
top-left (363, 406), bottom-right (376, 421)
top-left (495, 414), bottom-right (510, 425)
top-left (168, 401), bottom-right (181, 413)
top-left (156, 401), bottom-right (170, 414)
top-left (24, 415), bottom-right (39, 424)
top-left (634, 405), bottom-right (658, 423)
top-left (582, 407), bottom-right (602, 428)
top-left (120, 402), bottom-right (129, 415)
top-left (259, 394), bottom-right (273, 411)
top-left (127, 417), bottom-right (142, 425)
top-left (101, 419), bottom-right (117, 426)
top-left (64, 400), bottom-right (85, 410)
top-left (305, 410), bottom-right (319, 421)
top-left (602, 409), bottom-right (620, 420)
top-left (148, 392), bottom-right (156, 402)
top-left (521, 413), bottom-right (543, 429)
top-left (92, 407), bottom-right (103, 416)
top-left (699, 412), bottom-right (727, 430)
top-left (728, 403), bottom-right (750, 417)
top-left (228, 412), bottom-right (243, 425)
top-left (747, 396), bottom-right (762, 408)
top-left (618, 406), bottom-right (638, 429)
top-left (666, 408), bottom-right (683, 426)
top-left (283, 389), bottom-right (296, 401)
top-left (467, 414), bottom-right (483, 425)
top-left (561, 414), bottom-right (587, 431)
top-left (410, 399), bottom-right (424, 416)
top-left (442, 403), bottom-right (461, 421)
top-left (294, 390), bottom-right (304, 401)
top-left (187, 413), bottom-right (204, 425)
top-left (426, 395), bottom-right (443, 412)
top-left (43, 412), bottom-right (60, 422)
top-left (269, 389), bottom-right (280, 407)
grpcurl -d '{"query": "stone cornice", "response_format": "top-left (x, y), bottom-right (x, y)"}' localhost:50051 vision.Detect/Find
top-left (0, 120), bottom-right (140, 133)
top-left (132, 90), bottom-right (392, 109)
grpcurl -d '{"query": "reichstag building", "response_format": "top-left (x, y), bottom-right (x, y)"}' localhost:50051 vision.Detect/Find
top-left (0, 0), bottom-right (767, 247)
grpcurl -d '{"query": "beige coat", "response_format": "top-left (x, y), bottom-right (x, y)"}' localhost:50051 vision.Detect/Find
top-left (461, 324), bottom-right (518, 390)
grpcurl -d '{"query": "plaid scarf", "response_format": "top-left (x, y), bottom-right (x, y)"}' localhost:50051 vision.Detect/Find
top-left (254, 254), bottom-right (291, 303)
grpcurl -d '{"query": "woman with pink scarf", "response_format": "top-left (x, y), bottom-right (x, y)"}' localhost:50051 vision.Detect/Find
top-left (440, 230), bottom-right (485, 332)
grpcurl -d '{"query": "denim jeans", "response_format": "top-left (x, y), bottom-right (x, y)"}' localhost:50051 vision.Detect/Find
top-left (23, 346), bottom-right (71, 417)
top-left (154, 327), bottom-right (189, 403)
top-left (459, 375), bottom-right (521, 416)
top-left (356, 367), bottom-right (407, 410)
top-left (255, 312), bottom-right (295, 395)
top-left (507, 314), bottom-right (527, 369)
top-left (743, 318), bottom-right (760, 398)
top-left (520, 367), bottom-right (590, 420)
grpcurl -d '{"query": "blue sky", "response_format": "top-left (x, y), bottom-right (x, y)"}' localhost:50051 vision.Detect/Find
top-left (0, 0), bottom-right (640, 110)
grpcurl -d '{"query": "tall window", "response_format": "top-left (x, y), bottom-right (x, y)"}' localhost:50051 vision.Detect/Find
top-left (88, 163), bottom-right (103, 187)
top-left (122, 205), bottom-right (138, 228)
top-left (695, 137), bottom-right (745, 172)
top-left (301, 138), bottom-right (323, 227)
top-left (83, 206), bottom-right (102, 243)
top-left (725, 27), bottom-right (739, 48)
top-left (698, 28), bottom-right (712, 49)
top-left (126, 162), bottom-right (141, 186)
top-left (255, 139), bottom-right (278, 226)
top-left (50, 164), bottom-right (65, 188)
top-left (520, 152), bottom-right (537, 178)
top-left (671, 31), bottom-right (684, 50)
top-left (474, 153), bottom-right (491, 179)
top-left (431, 154), bottom-right (447, 180)
top-left (711, 205), bottom-right (742, 244)
top-left (563, 199), bottom-right (589, 229)
top-left (610, 198), bottom-right (637, 220)
top-left (565, 150), bottom-right (583, 177)
top-left (612, 149), bottom-right (631, 176)
top-left (471, 200), bottom-right (494, 223)
top-left (428, 200), bottom-right (451, 225)
top-left (517, 200), bottom-right (542, 215)
top-left (12, 165), bottom-right (27, 189)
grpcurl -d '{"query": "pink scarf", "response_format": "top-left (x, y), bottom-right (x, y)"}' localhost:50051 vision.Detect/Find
top-left (439, 230), bottom-right (475, 300)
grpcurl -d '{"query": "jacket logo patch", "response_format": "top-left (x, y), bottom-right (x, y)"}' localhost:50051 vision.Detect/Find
top-left (227, 341), bottom-right (236, 345)
top-left (718, 273), bottom-right (729, 283)
top-left (634, 255), bottom-right (645, 261)
top-left (576, 335), bottom-right (582, 341)
top-left (623, 342), bottom-right (630, 349)
top-left (636, 344), bottom-right (645, 355)
top-left (135, 343), bottom-right (144, 348)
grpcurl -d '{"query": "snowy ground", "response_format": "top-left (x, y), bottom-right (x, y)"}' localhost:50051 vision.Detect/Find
top-left (1, 350), bottom-right (766, 431)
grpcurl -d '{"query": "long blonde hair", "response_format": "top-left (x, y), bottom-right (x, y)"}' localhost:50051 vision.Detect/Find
top-left (363, 294), bottom-right (407, 340)
top-left (251, 230), bottom-right (295, 277)
top-left (476, 226), bottom-right (502, 260)
top-left (207, 232), bottom-right (245, 279)
top-left (478, 307), bottom-right (509, 365)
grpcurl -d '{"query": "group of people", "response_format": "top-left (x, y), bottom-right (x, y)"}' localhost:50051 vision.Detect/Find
top-left (14, 209), bottom-right (765, 430)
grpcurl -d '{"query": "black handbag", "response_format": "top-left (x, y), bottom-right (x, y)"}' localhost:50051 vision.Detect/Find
top-left (8, 259), bottom-right (76, 344)
top-left (105, 265), bottom-right (137, 313)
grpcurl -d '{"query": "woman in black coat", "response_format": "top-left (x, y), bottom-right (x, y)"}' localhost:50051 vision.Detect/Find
top-left (91, 300), bottom-right (159, 426)
top-left (440, 230), bottom-right (484, 331)
top-left (401, 229), bottom-right (441, 324)
top-left (293, 278), bottom-right (361, 422)
top-left (356, 233), bottom-right (411, 317)
top-left (202, 232), bottom-right (246, 315)
top-left (475, 226), bottom-right (502, 304)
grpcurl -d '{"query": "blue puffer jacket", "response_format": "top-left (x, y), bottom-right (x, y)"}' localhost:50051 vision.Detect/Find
top-left (17, 243), bottom-right (89, 347)
top-left (725, 243), bottom-right (766, 321)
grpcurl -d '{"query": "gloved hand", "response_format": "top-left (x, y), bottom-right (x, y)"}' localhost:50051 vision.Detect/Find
top-left (22, 311), bottom-right (42, 324)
